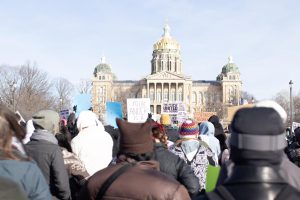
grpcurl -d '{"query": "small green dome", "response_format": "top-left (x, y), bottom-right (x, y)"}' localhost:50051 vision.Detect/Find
top-left (94, 63), bottom-right (112, 74)
top-left (221, 56), bottom-right (239, 74)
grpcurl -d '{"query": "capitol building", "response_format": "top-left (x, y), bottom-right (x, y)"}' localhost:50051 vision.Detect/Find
top-left (91, 24), bottom-right (242, 122)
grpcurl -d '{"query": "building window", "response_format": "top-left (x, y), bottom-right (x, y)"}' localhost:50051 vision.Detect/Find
top-left (199, 92), bottom-right (203, 104)
top-left (157, 105), bottom-right (161, 114)
top-left (171, 89), bottom-right (176, 101)
top-left (164, 89), bottom-right (168, 101)
top-left (150, 90), bottom-right (155, 101)
top-left (192, 92), bottom-right (197, 103)
top-left (178, 91), bottom-right (183, 101)
top-left (157, 90), bottom-right (161, 103)
top-left (99, 76), bottom-right (102, 80)
top-left (102, 76), bottom-right (105, 80)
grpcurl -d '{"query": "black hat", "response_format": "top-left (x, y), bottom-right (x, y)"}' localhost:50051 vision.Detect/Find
top-left (230, 107), bottom-right (286, 165)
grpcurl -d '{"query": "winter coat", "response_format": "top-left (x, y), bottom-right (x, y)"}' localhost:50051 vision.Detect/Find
top-left (104, 125), bottom-right (120, 157)
top-left (154, 143), bottom-right (200, 197)
top-left (71, 111), bottom-right (113, 176)
top-left (0, 149), bottom-right (51, 200)
top-left (206, 165), bottom-right (300, 200)
top-left (78, 160), bottom-right (191, 200)
top-left (60, 147), bottom-right (89, 200)
top-left (286, 141), bottom-right (300, 167)
top-left (0, 176), bottom-right (28, 200)
top-left (26, 129), bottom-right (71, 200)
top-left (170, 139), bottom-right (217, 190)
top-left (199, 121), bottom-right (221, 164)
top-left (217, 154), bottom-right (300, 190)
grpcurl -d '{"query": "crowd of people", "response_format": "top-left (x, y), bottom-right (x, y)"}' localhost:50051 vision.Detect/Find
top-left (1, 100), bottom-right (300, 199)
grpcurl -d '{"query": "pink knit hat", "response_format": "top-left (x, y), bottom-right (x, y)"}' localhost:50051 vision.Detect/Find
top-left (179, 120), bottom-right (199, 137)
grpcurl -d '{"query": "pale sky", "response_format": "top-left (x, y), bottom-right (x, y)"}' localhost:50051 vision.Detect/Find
top-left (1, 0), bottom-right (300, 100)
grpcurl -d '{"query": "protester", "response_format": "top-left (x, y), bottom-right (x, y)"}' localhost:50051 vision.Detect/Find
top-left (26, 110), bottom-right (71, 200)
top-left (170, 119), bottom-right (217, 191)
top-left (71, 110), bottom-right (113, 176)
top-left (79, 118), bottom-right (191, 200)
top-left (206, 105), bottom-right (300, 199)
top-left (286, 127), bottom-right (300, 167)
top-left (56, 133), bottom-right (90, 200)
top-left (0, 105), bottom-right (51, 200)
top-left (199, 121), bottom-right (221, 165)
top-left (104, 124), bottom-right (120, 158)
top-left (152, 121), bottom-right (200, 197)
top-left (208, 115), bottom-right (224, 137)
top-left (67, 112), bottom-right (78, 139)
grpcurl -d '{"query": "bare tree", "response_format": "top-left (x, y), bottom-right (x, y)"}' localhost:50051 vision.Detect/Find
top-left (0, 63), bottom-right (55, 120)
top-left (77, 79), bottom-right (91, 94)
top-left (53, 77), bottom-right (74, 111)
top-left (241, 91), bottom-right (256, 103)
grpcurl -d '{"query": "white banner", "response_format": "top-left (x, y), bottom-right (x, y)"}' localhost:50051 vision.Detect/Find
top-left (127, 98), bottom-right (150, 123)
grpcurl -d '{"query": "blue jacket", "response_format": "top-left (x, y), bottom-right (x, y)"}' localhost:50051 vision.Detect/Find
top-left (0, 150), bottom-right (51, 200)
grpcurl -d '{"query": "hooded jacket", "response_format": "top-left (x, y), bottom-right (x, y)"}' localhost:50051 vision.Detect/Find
top-left (71, 111), bottom-right (113, 175)
top-left (199, 121), bottom-right (221, 164)
top-left (170, 139), bottom-right (217, 190)
top-left (26, 129), bottom-right (71, 200)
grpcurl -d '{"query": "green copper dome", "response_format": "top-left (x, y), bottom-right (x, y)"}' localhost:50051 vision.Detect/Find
top-left (93, 57), bottom-right (117, 80)
top-left (94, 63), bottom-right (112, 74)
top-left (221, 56), bottom-right (239, 74)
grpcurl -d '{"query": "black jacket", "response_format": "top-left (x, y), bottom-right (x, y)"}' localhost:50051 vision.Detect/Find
top-left (154, 143), bottom-right (200, 197)
top-left (26, 129), bottom-right (71, 200)
top-left (205, 165), bottom-right (300, 200)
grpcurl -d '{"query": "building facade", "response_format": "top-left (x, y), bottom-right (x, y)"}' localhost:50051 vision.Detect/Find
top-left (92, 24), bottom-right (242, 121)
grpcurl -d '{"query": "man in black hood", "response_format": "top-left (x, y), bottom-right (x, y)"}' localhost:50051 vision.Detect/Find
top-left (205, 105), bottom-right (300, 200)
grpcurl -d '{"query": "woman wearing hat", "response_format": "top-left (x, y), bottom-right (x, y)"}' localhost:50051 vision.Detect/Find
top-left (170, 119), bottom-right (217, 192)
top-left (152, 121), bottom-right (200, 197)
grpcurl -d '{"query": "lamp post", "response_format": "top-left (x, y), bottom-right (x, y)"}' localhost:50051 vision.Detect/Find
top-left (59, 98), bottom-right (63, 112)
top-left (289, 80), bottom-right (293, 130)
top-left (9, 81), bottom-right (17, 112)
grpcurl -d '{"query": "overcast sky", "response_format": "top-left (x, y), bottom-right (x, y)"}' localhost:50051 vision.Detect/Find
top-left (1, 0), bottom-right (299, 100)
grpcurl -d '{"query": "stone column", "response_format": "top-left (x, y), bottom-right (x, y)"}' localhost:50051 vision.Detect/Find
top-left (176, 82), bottom-right (178, 101)
top-left (154, 82), bottom-right (157, 103)
top-left (147, 82), bottom-right (150, 98)
top-left (169, 82), bottom-right (171, 102)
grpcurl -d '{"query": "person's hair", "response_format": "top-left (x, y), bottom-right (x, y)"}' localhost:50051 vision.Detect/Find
top-left (152, 125), bottom-right (168, 148)
top-left (55, 133), bottom-right (73, 153)
top-left (0, 104), bottom-right (26, 160)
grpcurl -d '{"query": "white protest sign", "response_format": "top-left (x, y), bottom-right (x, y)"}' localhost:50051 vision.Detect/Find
top-left (127, 98), bottom-right (150, 123)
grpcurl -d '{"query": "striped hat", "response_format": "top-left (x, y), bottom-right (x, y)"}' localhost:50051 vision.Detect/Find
top-left (179, 120), bottom-right (199, 137)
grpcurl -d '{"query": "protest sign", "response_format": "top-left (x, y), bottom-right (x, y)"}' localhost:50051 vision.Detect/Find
top-left (127, 98), bottom-right (150, 123)
top-left (106, 102), bottom-right (123, 128)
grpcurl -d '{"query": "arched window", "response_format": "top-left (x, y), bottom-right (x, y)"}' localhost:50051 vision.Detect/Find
top-left (157, 90), bottom-right (162, 103)
top-left (164, 89), bottom-right (169, 101)
top-left (150, 89), bottom-right (155, 101)
top-left (171, 89), bottom-right (176, 101)
top-left (199, 92), bottom-right (203, 104)
top-left (192, 92), bottom-right (197, 103)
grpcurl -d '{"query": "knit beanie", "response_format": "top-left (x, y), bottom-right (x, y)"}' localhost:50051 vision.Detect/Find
top-left (116, 118), bottom-right (153, 154)
top-left (230, 106), bottom-right (286, 165)
top-left (179, 119), bottom-right (199, 138)
top-left (32, 110), bottom-right (60, 134)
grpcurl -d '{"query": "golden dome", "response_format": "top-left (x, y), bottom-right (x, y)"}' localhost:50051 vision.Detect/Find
top-left (153, 24), bottom-right (180, 50)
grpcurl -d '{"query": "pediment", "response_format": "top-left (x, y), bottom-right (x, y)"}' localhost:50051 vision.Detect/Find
top-left (146, 72), bottom-right (189, 80)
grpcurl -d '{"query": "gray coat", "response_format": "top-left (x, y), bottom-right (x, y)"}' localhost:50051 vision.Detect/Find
top-left (26, 129), bottom-right (71, 200)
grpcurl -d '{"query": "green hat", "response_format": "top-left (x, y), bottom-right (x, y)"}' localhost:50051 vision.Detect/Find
top-left (32, 110), bottom-right (60, 134)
